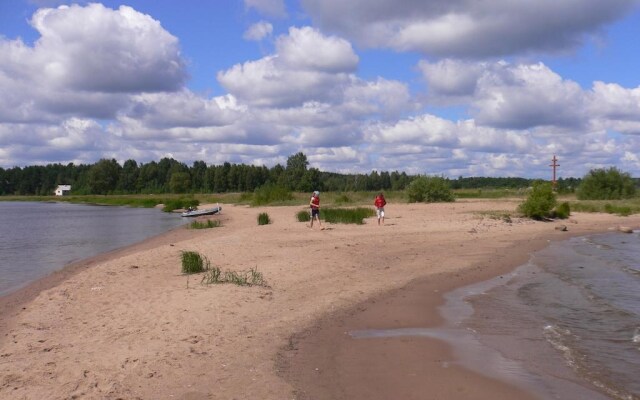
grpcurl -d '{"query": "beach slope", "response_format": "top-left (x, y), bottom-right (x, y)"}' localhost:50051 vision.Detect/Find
top-left (1, 200), bottom-right (638, 399)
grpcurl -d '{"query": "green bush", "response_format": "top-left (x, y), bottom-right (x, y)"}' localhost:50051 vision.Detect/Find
top-left (576, 167), bottom-right (636, 200)
top-left (552, 202), bottom-right (571, 219)
top-left (407, 176), bottom-right (454, 203)
top-left (518, 181), bottom-right (557, 220)
top-left (181, 251), bottom-right (210, 274)
top-left (252, 184), bottom-right (293, 206)
top-left (258, 212), bottom-right (271, 225)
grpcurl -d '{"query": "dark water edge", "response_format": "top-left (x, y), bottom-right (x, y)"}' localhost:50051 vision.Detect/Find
top-left (0, 201), bottom-right (186, 297)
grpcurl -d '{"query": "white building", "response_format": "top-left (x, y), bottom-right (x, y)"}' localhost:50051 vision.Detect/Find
top-left (54, 185), bottom-right (71, 196)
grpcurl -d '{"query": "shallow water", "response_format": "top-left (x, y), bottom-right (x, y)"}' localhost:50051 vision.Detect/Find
top-left (0, 201), bottom-right (186, 296)
top-left (351, 231), bottom-right (640, 399)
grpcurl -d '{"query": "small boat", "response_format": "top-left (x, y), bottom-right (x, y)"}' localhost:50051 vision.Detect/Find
top-left (181, 205), bottom-right (222, 218)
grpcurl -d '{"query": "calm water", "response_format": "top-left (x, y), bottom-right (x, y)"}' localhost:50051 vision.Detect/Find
top-left (0, 201), bottom-right (186, 296)
top-left (460, 232), bottom-right (640, 399)
top-left (352, 231), bottom-right (640, 399)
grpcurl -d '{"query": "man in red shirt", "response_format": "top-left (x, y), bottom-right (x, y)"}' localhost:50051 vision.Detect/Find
top-left (309, 190), bottom-right (323, 229)
top-left (374, 192), bottom-right (386, 225)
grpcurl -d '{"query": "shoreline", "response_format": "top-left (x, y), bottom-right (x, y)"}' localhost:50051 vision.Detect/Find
top-left (0, 222), bottom-right (198, 343)
top-left (279, 231), bottom-right (553, 400)
top-left (1, 201), bottom-right (639, 399)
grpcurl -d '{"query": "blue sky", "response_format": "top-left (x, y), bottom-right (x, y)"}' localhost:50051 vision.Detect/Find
top-left (1, 0), bottom-right (640, 179)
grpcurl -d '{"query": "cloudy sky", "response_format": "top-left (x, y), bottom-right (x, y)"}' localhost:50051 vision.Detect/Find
top-left (1, 0), bottom-right (640, 179)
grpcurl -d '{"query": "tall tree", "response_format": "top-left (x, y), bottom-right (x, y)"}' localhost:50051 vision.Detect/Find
top-left (88, 159), bottom-right (122, 194)
top-left (119, 159), bottom-right (139, 193)
top-left (285, 152), bottom-right (309, 191)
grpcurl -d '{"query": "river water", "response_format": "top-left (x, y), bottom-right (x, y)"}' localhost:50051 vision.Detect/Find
top-left (352, 231), bottom-right (640, 399)
top-left (0, 201), bottom-right (186, 296)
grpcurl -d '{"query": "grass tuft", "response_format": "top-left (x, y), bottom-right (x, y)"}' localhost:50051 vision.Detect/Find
top-left (188, 219), bottom-right (221, 229)
top-left (201, 266), bottom-right (268, 287)
top-left (257, 212), bottom-right (271, 225)
top-left (322, 207), bottom-right (376, 224)
top-left (181, 251), bottom-right (210, 274)
top-left (297, 210), bottom-right (311, 222)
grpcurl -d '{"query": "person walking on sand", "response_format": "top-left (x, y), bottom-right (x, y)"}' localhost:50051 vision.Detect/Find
top-left (309, 190), bottom-right (323, 229)
top-left (374, 192), bottom-right (386, 225)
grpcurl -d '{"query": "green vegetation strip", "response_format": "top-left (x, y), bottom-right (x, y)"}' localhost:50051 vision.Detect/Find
top-left (297, 207), bottom-right (376, 224)
top-left (188, 220), bottom-right (221, 229)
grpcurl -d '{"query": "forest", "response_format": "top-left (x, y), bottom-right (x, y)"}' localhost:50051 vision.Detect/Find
top-left (0, 152), bottom-right (580, 196)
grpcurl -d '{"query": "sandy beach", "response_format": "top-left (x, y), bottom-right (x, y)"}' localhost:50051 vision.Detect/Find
top-left (1, 200), bottom-right (639, 399)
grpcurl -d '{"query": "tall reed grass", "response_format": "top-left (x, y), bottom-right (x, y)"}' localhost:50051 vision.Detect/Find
top-left (296, 207), bottom-right (375, 224)
top-left (181, 251), bottom-right (210, 274)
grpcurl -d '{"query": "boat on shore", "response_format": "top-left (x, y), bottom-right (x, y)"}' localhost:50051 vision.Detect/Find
top-left (181, 205), bottom-right (222, 218)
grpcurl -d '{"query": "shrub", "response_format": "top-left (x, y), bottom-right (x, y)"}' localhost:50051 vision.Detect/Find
top-left (518, 181), bottom-right (557, 220)
top-left (576, 167), bottom-right (636, 200)
top-left (181, 251), bottom-right (210, 274)
top-left (252, 184), bottom-right (293, 206)
top-left (407, 176), bottom-right (454, 203)
top-left (258, 212), bottom-right (271, 225)
top-left (552, 202), bottom-right (571, 219)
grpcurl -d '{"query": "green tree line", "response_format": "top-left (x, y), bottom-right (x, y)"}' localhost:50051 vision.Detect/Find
top-left (0, 151), bottom-right (597, 196)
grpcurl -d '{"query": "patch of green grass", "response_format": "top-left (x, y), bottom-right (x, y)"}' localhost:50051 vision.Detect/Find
top-left (251, 184), bottom-right (294, 206)
top-left (181, 251), bottom-right (210, 274)
top-left (454, 189), bottom-right (527, 199)
top-left (297, 207), bottom-right (376, 224)
top-left (297, 210), bottom-right (311, 222)
top-left (162, 198), bottom-right (199, 212)
top-left (333, 193), bottom-right (353, 204)
top-left (257, 212), bottom-right (271, 225)
top-left (201, 266), bottom-right (268, 287)
top-left (569, 199), bottom-right (640, 216)
top-left (322, 207), bottom-right (376, 224)
top-left (188, 219), bottom-right (221, 229)
top-left (604, 203), bottom-right (633, 216)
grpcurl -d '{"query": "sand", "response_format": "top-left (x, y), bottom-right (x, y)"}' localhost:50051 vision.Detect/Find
top-left (1, 200), bottom-right (639, 399)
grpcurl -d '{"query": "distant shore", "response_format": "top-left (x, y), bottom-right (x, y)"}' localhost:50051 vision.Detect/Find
top-left (1, 200), bottom-right (639, 399)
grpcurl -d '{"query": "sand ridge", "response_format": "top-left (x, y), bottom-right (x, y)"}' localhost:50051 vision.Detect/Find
top-left (1, 200), bottom-right (639, 399)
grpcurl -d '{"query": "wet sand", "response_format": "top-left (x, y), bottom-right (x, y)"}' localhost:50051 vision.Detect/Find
top-left (1, 200), bottom-right (639, 399)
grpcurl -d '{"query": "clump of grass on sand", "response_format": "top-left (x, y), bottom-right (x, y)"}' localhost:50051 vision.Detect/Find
top-left (201, 266), bottom-right (268, 287)
top-left (297, 210), bottom-right (311, 222)
top-left (188, 219), bottom-right (221, 229)
top-left (258, 212), bottom-right (271, 225)
top-left (296, 207), bottom-right (375, 224)
top-left (570, 199), bottom-right (640, 216)
top-left (181, 251), bottom-right (210, 274)
top-left (322, 207), bottom-right (376, 224)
